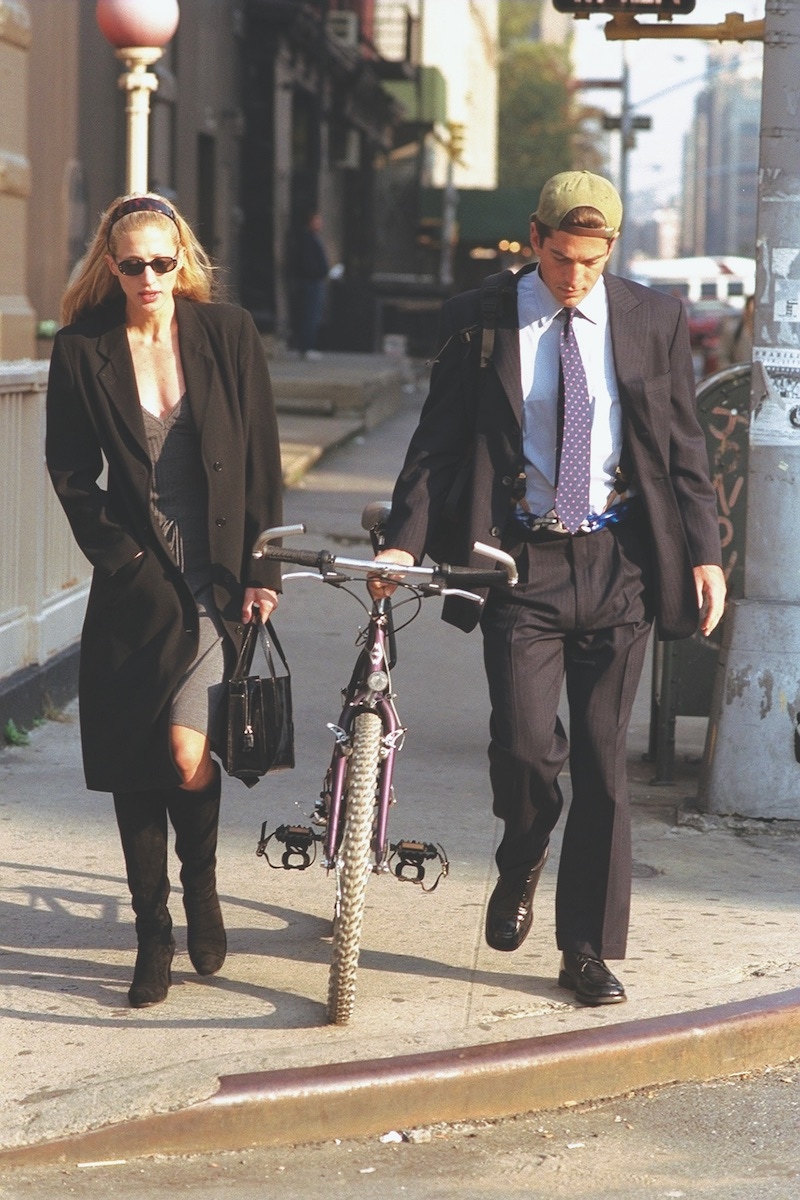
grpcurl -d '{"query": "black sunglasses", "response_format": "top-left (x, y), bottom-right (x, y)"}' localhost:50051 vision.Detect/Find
top-left (116, 256), bottom-right (179, 277)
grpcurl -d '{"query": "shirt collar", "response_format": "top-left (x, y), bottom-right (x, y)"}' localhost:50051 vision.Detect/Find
top-left (518, 268), bottom-right (562, 327)
top-left (573, 275), bottom-right (607, 326)
top-left (528, 268), bottom-right (607, 326)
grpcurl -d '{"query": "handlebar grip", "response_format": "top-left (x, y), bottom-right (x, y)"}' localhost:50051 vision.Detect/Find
top-left (254, 545), bottom-right (333, 570)
top-left (440, 568), bottom-right (511, 589)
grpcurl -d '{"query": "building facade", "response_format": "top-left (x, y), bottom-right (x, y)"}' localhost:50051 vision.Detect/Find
top-left (681, 42), bottom-right (762, 259)
top-left (0, 0), bottom-right (34, 359)
top-left (25, 0), bottom-right (409, 350)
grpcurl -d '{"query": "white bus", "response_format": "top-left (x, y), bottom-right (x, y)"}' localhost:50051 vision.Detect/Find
top-left (628, 256), bottom-right (755, 308)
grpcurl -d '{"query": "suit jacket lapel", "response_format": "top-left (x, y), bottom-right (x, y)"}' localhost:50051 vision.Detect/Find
top-left (493, 323), bottom-right (523, 424)
top-left (605, 272), bottom-right (649, 402)
top-left (176, 298), bottom-right (219, 453)
top-left (95, 313), bottom-right (150, 463)
top-left (492, 265), bottom-right (539, 426)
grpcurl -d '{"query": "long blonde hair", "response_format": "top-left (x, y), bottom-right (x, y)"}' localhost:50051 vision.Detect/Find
top-left (61, 193), bottom-right (216, 326)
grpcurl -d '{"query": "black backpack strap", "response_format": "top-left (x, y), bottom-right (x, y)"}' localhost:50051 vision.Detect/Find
top-left (478, 268), bottom-right (517, 368)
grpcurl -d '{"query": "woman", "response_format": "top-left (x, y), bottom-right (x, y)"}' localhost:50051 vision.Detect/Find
top-left (46, 193), bottom-right (283, 1008)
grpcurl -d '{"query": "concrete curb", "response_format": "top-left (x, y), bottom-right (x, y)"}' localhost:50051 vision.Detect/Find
top-left (3, 989), bottom-right (798, 1168)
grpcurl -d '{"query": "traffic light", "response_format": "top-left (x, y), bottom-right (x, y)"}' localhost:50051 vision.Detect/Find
top-left (448, 122), bottom-right (466, 165)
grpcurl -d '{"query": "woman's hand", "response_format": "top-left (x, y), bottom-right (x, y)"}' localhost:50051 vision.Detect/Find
top-left (242, 587), bottom-right (279, 624)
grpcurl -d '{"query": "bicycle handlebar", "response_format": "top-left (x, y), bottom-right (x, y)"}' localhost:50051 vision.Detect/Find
top-left (252, 524), bottom-right (518, 589)
top-left (264, 546), bottom-right (335, 572)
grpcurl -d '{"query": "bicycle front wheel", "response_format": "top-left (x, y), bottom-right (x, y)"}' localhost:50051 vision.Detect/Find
top-left (326, 710), bottom-right (382, 1025)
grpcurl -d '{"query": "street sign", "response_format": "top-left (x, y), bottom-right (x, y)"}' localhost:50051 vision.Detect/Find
top-left (553, 0), bottom-right (695, 14)
top-left (602, 115), bottom-right (652, 130)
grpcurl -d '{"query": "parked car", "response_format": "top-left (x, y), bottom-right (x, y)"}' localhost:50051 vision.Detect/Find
top-left (684, 299), bottom-right (739, 380)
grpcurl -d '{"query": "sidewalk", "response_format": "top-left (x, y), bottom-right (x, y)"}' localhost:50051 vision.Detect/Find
top-left (1, 375), bottom-right (798, 1166)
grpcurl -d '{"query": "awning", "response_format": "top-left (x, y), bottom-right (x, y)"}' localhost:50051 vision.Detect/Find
top-left (420, 186), bottom-right (533, 245)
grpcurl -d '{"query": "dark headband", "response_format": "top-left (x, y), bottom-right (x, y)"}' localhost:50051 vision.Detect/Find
top-left (106, 197), bottom-right (178, 245)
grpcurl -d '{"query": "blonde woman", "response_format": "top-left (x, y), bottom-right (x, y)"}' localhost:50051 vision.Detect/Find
top-left (46, 194), bottom-right (283, 1007)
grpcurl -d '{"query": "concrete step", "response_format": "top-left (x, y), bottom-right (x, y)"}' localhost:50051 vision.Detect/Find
top-left (267, 349), bottom-right (410, 430)
top-left (270, 350), bottom-right (415, 485)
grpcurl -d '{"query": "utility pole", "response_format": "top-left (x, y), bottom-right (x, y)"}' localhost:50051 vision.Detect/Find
top-left (698, 0), bottom-right (800, 819)
top-left (574, 67), bottom-right (651, 276)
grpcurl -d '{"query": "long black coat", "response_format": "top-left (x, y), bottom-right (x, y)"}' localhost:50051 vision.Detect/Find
top-left (46, 297), bottom-right (283, 792)
top-left (385, 270), bottom-right (722, 639)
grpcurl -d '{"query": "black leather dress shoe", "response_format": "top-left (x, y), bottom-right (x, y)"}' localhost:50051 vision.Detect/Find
top-left (485, 847), bottom-right (549, 952)
top-left (558, 952), bottom-right (626, 1006)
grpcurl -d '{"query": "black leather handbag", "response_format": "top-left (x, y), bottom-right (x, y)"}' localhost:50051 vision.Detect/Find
top-left (224, 620), bottom-right (295, 788)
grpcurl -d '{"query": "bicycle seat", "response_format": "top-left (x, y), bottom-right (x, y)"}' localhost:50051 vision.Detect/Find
top-left (361, 500), bottom-right (392, 533)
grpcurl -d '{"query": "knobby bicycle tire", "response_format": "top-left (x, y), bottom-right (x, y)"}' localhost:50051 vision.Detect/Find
top-left (326, 710), bottom-right (382, 1025)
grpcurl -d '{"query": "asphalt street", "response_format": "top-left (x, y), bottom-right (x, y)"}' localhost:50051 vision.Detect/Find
top-left (4, 1063), bottom-right (799, 1199)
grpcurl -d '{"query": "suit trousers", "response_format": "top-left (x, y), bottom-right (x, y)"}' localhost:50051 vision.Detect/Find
top-left (480, 514), bottom-right (653, 960)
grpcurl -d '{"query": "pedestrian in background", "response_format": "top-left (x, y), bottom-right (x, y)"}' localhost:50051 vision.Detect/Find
top-left (46, 193), bottom-right (283, 1008)
top-left (289, 208), bottom-right (330, 360)
top-left (371, 171), bottom-right (725, 1006)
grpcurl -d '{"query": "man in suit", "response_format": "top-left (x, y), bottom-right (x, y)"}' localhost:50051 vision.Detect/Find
top-left (372, 171), bottom-right (725, 1005)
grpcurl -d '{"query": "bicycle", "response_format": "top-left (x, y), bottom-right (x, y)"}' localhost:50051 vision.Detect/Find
top-left (251, 502), bottom-right (518, 1024)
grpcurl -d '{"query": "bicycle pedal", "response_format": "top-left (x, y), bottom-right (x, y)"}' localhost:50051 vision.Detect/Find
top-left (389, 839), bottom-right (449, 890)
top-left (256, 822), bottom-right (322, 870)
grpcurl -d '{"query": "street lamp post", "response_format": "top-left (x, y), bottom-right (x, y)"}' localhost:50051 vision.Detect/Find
top-left (96, 0), bottom-right (180, 195)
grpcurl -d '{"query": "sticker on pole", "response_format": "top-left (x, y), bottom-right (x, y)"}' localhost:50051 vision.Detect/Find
top-left (749, 348), bottom-right (800, 446)
top-left (771, 248), bottom-right (800, 322)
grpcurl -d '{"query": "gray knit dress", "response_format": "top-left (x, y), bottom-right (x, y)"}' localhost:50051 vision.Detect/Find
top-left (142, 398), bottom-right (228, 739)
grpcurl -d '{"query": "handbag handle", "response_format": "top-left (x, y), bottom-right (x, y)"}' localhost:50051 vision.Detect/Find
top-left (231, 619), bottom-right (290, 684)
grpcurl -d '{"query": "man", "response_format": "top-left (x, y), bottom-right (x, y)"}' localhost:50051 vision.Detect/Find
top-left (289, 209), bottom-right (330, 360)
top-left (372, 171), bottom-right (725, 1006)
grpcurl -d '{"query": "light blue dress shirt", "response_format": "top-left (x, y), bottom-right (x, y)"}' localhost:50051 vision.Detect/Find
top-left (517, 268), bottom-right (624, 519)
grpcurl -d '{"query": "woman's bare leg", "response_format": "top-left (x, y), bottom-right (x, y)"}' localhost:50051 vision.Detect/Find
top-left (170, 724), bottom-right (216, 791)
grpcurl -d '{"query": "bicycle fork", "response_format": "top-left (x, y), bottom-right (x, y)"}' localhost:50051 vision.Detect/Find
top-left (257, 612), bottom-right (448, 889)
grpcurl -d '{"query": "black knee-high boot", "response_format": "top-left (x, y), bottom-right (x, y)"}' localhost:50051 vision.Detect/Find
top-left (166, 763), bottom-right (226, 976)
top-left (113, 791), bottom-right (175, 1008)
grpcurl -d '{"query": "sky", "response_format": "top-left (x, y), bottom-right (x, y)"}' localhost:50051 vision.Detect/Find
top-left (571, 0), bottom-right (765, 207)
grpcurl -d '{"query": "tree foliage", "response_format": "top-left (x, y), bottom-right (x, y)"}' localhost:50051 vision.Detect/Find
top-left (499, 0), bottom-right (543, 46)
top-left (498, 0), bottom-right (602, 190)
top-left (498, 40), bottom-right (575, 189)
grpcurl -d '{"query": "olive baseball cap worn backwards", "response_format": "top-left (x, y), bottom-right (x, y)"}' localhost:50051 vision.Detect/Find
top-left (532, 170), bottom-right (623, 239)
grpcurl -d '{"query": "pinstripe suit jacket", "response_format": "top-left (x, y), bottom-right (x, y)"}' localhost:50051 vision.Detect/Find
top-left (385, 270), bottom-right (722, 639)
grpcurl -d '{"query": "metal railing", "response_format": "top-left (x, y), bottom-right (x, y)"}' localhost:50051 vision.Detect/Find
top-left (0, 360), bottom-right (90, 684)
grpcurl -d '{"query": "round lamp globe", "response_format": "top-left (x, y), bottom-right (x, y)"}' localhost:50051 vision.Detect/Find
top-left (96, 0), bottom-right (179, 48)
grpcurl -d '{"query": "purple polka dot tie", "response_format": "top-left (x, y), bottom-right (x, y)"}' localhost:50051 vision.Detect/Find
top-left (554, 308), bottom-right (591, 534)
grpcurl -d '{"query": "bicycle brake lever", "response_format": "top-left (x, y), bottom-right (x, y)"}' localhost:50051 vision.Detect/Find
top-left (438, 588), bottom-right (484, 604)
